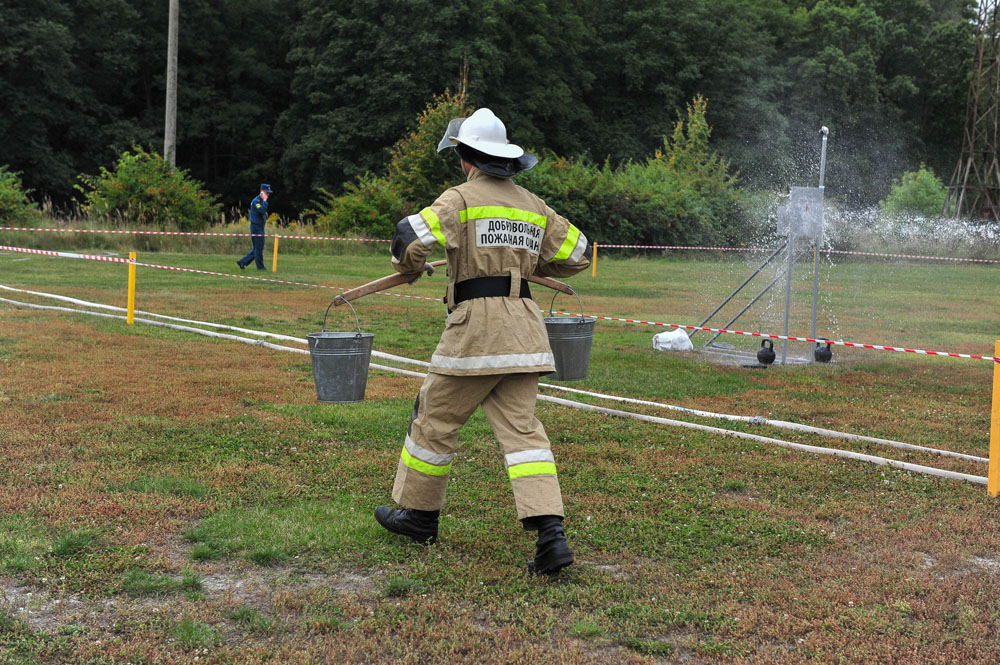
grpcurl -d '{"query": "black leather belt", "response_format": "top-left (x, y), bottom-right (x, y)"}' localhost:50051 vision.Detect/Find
top-left (452, 276), bottom-right (532, 306)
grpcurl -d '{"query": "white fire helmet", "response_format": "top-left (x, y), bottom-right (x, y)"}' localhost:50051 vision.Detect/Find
top-left (445, 108), bottom-right (524, 159)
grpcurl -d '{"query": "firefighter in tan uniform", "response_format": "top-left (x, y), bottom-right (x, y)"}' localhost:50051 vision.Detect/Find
top-left (374, 108), bottom-right (591, 574)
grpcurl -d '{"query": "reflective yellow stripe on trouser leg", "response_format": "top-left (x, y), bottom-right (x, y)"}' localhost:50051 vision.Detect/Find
top-left (391, 373), bottom-right (498, 511)
top-left (392, 435), bottom-right (455, 512)
top-left (481, 373), bottom-right (565, 520)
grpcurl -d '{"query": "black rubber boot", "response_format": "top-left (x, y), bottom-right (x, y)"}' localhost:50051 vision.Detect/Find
top-left (522, 515), bottom-right (574, 575)
top-left (374, 506), bottom-right (439, 545)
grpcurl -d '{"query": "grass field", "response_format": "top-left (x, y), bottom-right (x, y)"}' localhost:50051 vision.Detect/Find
top-left (1, 247), bottom-right (999, 664)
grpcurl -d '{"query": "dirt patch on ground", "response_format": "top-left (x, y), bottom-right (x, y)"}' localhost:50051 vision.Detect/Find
top-left (2, 532), bottom-right (379, 636)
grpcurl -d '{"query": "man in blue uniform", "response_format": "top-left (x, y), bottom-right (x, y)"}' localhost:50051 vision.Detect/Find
top-left (237, 183), bottom-right (272, 270)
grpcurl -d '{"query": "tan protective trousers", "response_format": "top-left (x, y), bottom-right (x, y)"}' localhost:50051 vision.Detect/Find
top-left (391, 371), bottom-right (564, 520)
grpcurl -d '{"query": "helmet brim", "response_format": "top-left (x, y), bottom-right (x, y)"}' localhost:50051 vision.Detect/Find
top-left (451, 137), bottom-right (524, 159)
top-left (437, 117), bottom-right (467, 153)
top-left (455, 144), bottom-right (538, 177)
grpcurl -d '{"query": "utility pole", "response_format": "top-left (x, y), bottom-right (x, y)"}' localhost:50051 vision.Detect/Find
top-left (943, 0), bottom-right (1000, 223)
top-left (163, 0), bottom-right (179, 167)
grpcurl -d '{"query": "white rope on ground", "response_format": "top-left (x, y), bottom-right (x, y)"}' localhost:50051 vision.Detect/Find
top-left (538, 383), bottom-right (988, 464)
top-left (537, 395), bottom-right (987, 486)
top-left (0, 284), bottom-right (984, 464)
top-left (0, 284), bottom-right (425, 365)
top-left (0, 284), bottom-right (310, 344)
top-left (0, 294), bottom-right (988, 487)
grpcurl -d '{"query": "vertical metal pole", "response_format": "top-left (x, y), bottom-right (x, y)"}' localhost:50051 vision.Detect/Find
top-left (781, 232), bottom-right (794, 364)
top-left (164, 0), bottom-right (179, 166)
top-left (810, 244), bottom-right (819, 362)
top-left (811, 127), bottom-right (828, 363)
top-left (272, 235), bottom-right (279, 273)
top-left (988, 341), bottom-right (1000, 497)
top-left (818, 128), bottom-right (828, 190)
top-left (127, 252), bottom-right (136, 325)
top-left (591, 243), bottom-right (597, 278)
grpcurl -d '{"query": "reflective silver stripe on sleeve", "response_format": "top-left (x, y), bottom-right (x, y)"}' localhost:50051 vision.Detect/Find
top-left (404, 434), bottom-right (455, 466)
top-left (504, 449), bottom-right (555, 469)
top-left (407, 213), bottom-right (438, 247)
top-left (429, 352), bottom-right (555, 371)
top-left (569, 230), bottom-right (588, 263)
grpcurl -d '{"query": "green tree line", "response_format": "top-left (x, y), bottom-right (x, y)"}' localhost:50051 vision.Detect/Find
top-left (0, 0), bottom-right (975, 217)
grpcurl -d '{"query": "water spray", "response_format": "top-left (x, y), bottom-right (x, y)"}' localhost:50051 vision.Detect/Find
top-left (696, 126), bottom-right (830, 366)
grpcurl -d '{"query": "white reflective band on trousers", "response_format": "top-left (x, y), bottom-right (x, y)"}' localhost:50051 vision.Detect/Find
top-left (2, 285), bottom-right (986, 486)
top-left (505, 449), bottom-right (556, 468)
top-left (405, 434), bottom-right (455, 466)
top-left (430, 351), bottom-right (554, 371)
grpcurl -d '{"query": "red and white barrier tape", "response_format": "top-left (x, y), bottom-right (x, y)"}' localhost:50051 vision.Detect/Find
top-left (546, 309), bottom-right (1000, 363)
top-left (132, 261), bottom-right (445, 306)
top-left (0, 243), bottom-right (439, 303)
top-left (0, 245), bottom-right (133, 264)
top-left (4, 243), bottom-right (997, 362)
top-left (595, 243), bottom-right (765, 251)
top-left (5, 229), bottom-right (998, 263)
top-left (823, 249), bottom-right (998, 264)
top-left (0, 227), bottom-right (389, 243)
top-left (594, 243), bottom-right (999, 264)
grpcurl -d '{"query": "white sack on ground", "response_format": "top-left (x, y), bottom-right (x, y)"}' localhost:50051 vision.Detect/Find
top-left (652, 329), bottom-right (693, 352)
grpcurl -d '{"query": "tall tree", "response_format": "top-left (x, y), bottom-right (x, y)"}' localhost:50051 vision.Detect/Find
top-left (277, 0), bottom-right (471, 210)
top-left (162, 0), bottom-right (296, 214)
top-left (775, 0), bottom-right (972, 203)
top-left (0, 0), bottom-right (84, 200)
top-left (465, 0), bottom-right (596, 159)
top-left (0, 0), bottom-right (977, 212)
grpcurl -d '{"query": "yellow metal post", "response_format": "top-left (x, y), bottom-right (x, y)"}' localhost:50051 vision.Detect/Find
top-left (989, 341), bottom-right (1000, 496)
top-left (591, 243), bottom-right (598, 277)
top-left (271, 235), bottom-right (279, 273)
top-left (127, 252), bottom-right (136, 325)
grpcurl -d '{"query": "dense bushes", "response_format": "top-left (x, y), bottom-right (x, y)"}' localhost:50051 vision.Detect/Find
top-left (76, 147), bottom-right (221, 230)
top-left (0, 166), bottom-right (40, 225)
top-left (532, 97), bottom-right (742, 246)
top-left (309, 177), bottom-right (408, 240)
top-left (880, 165), bottom-right (947, 217)
top-left (312, 94), bottom-right (743, 246)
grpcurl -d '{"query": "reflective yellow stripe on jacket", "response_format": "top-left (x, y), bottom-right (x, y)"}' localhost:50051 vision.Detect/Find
top-left (459, 206), bottom-right (548, 228)
top-left (554, 224), bottom-right (584, 261)
top-left (407, 207), bottom-right (446, 247)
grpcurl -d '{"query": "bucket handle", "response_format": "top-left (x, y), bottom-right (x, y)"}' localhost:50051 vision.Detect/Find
top-left (322, 296), bottom-right (363, 336)
top-left (547, 288), bottom-right (588, 323)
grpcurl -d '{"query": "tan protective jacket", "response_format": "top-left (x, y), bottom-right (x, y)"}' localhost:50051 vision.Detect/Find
top-left (392, 167), bottom-right (590, 376)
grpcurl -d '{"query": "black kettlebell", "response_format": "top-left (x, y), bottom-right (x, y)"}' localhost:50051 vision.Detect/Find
top-left (815, 339), bottom-right (833, 363)
top-left (757, 339), bottom-right (776, 365)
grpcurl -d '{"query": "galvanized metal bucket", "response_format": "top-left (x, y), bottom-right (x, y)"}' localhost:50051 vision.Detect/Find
top-left (307, 297), bottom-right (374, 403)
top-left (543, 290), bottom-right (594, 382)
